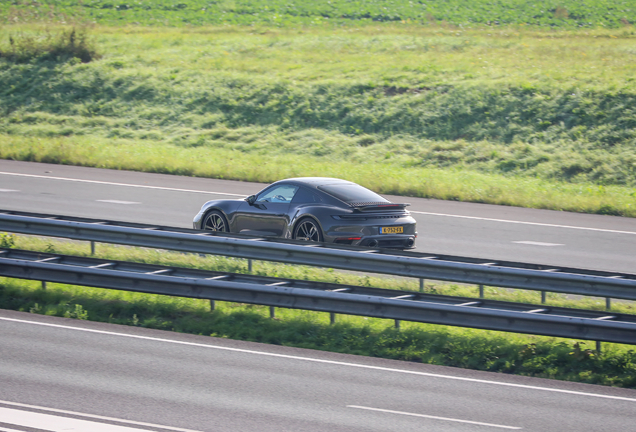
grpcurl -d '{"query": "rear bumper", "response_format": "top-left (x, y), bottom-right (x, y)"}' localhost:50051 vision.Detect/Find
top-left (331, 234), bottom-right (416, 249)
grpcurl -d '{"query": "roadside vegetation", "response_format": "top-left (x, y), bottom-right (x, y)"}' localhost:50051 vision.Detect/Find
top-left (1, 24), bottom-right (635, 215)
top-left (1, 234), bottom-right (636, 388)
top-left (1, 0), bottom-right (633, 28)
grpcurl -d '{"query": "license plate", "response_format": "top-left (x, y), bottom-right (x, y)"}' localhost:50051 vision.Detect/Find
top-left (380, 226), bottom-right (403, 234)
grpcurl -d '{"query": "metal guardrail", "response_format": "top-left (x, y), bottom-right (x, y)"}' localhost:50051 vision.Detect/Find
top-left (1, 210), bottom-right (635, 300)
top-left (2, 248), bottom-right (636, 344)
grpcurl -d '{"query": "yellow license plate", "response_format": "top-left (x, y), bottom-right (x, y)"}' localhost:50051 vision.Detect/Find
top-left (380, 226), bottom-right (403, 234)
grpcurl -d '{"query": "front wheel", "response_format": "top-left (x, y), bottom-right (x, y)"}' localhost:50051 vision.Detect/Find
top-left (202, 210), bottom-right (229, 232)
top-left (293, 218), bottom-right (323, 242)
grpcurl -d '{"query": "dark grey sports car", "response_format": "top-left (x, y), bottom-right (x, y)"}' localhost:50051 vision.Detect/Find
top-left (193, 177), bottom-right (417, 249)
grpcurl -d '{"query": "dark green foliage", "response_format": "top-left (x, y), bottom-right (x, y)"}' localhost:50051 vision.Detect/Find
top-left (0, 27), bottom-right (101, 63)
top-left (1, 0), bottom-right (634, 28)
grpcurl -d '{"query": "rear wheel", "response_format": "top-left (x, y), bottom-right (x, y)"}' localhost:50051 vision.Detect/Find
top-left (293, 218), bottom-right (323, 242)
top-left (203, 210), bottom-right (228, 232)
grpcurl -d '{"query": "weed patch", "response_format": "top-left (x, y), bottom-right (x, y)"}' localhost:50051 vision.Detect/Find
top-left (0, 27), bottom-right (101, 63)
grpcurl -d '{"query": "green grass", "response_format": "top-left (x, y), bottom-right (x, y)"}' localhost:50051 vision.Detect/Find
top-left (0, 25), bottom-right (635, 215)
top-left (2, 234), bottom-right (636, 388)
top-left (1, 0), bottom-right (635, 28)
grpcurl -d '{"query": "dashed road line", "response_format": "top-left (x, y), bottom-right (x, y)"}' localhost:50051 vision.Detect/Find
top-left (513, 241), bottom-right (564, 247)
top-left (347, 405), bottom-right (522, 430)
top-left (96, 200), bottom-right (141, 205)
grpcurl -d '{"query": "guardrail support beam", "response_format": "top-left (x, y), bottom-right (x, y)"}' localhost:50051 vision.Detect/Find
top-left (541, 291), bottom-right (547, 304)
top-left (210, 300), bottom-right (215, 311)
top-left (270, 306), bottom-right (276, 319)
top-left (419, 278), bottom-right (425, 293)
top-left (91, 241), bottom-right (96, 255)
top-left (330, 312), bottom-right (336, 325)
top-left (606, 298), bottom-right (611, 310)
top-left (479, 284), bottom-right (484, 298)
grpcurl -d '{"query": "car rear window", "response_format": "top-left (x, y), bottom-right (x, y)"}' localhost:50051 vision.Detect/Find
top-left (318, 183), bottom-right (389, 204)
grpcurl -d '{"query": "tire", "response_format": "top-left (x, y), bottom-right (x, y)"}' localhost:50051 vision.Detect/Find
top-left (293, 218), bottom-right (323, 242)
top-left (202, 210), bottom-right (229, 232)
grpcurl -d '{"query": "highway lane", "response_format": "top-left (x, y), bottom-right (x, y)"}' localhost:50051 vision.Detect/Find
top-left (0, 159), bottom-right (635, 273)
top-left (1, 309), bottom-right (636, 432)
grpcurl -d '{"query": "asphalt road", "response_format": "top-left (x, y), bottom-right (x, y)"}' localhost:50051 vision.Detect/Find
top-left (0, 160), bottom-right (634, 273)
top-left (1, 309), bottom-right (636, 432)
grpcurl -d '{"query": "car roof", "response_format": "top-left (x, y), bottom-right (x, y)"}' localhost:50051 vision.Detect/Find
top-left (274, 177), bottom-right (355, 189)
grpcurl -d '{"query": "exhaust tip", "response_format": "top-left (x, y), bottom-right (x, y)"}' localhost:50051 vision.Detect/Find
top-left (368, 239), bottom-right (379, 248)
top-left (406, 238), bottom-right (415, 247)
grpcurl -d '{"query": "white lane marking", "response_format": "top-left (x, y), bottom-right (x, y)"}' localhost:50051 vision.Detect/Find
top-left (0, 402), bottom-right (202, 432)
top-left (96, 200), bottom-right (141, 205)
top-left (0, 171), bottom-right (244, 197)
top-left (513, 241), bottom-right (564, 247)
top-left (0, 189), bottom-right (18, 192)
top-left (2, 317), bottom-right (636, 404)
top-left (347, 406), bottom-right (522, 430)
top-left (411, 211), bottom-right (636, 236)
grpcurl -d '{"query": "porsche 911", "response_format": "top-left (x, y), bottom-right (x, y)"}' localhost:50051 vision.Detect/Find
top-left (193, 177), bottom-right (417, 249)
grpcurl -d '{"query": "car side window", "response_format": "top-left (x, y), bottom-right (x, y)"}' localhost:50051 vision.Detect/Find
top-left (257, 185), bottom-right (299, 203)
top-left (291, 187), bottom-right (322, 204)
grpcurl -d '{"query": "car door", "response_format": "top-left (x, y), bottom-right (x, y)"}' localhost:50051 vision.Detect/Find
top-left (233, 184), bottom-right (299, 237)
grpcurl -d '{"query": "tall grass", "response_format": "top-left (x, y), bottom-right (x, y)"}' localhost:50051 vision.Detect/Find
top-left (0, 27), bottom-right (101, 63)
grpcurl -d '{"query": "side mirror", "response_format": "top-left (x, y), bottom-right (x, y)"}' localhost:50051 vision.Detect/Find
top-left (245, 195), bottom-right (256, 205)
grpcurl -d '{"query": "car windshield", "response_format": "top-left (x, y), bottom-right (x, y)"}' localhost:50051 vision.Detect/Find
top-left (318, 183), bottom-right (389, 204)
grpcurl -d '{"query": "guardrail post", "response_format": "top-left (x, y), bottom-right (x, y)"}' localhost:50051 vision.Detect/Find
top-left (90, 241), bottom-right (95, 255)
top-left (270, 306), bottom-right (276, 319)
top-left (596, 341), bottom-right (602, 353)
top-left (606, 298), bottom-right (612, 310)
top-left (419, 278), bottom-right (425, 293)
top-left (395, 320), bottom-right (401, 330)
top-left (330, 312), bottom-right (336, 324)
top-left (209, 300), bottom-right (215, 311)
top-left (541, 291), bottom-right (546, 304)
top-left (479, 284), bottom-right (484, 298)
top-left (41, 281), bottom-right (46, 290)
top-left (248, 259), bottom-right (253, 273)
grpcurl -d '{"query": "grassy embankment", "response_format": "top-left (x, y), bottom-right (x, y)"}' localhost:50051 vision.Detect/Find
top-left (0, 14), bottom-right (635, 215)
top-left (2, 233), bottom-right (636, 388)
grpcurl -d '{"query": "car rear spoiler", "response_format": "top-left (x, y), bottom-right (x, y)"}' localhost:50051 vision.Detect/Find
top-left (351, 203), bottom-right (410, 211)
